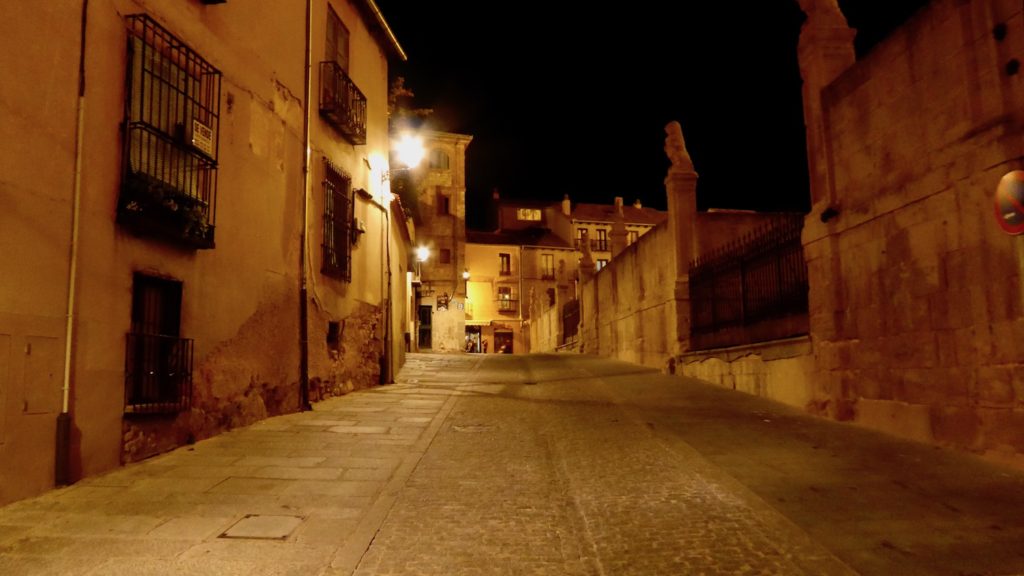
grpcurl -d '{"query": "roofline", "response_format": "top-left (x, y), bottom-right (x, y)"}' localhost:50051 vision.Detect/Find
top-left (358, 0), bottom-right (407, 62)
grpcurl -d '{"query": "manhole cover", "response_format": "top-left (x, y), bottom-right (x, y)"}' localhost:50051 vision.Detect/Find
top-left (220, 514), bottom-right (304, 540)
top-left (452, 424), bottom-right (492, 433)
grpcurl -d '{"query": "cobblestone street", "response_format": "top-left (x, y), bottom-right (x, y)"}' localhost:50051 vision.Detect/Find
top-left (2, 353), bottom-right (1024, 575)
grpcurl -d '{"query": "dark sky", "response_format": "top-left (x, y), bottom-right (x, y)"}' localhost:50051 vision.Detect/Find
top-left (376, 1), bottom-right (930, 229)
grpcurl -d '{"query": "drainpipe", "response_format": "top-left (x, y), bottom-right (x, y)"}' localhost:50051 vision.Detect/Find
top-left (57, 0), bottom-right (89, 487)
top-left (298, 0), bottom-right (312, 410)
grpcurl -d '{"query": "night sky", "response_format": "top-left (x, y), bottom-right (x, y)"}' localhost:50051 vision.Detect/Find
top-left (376, 1), bottom-right (930, 229)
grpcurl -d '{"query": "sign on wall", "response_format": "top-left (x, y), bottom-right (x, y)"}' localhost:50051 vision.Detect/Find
top-left (995, 170), bottom-right (1024, 235)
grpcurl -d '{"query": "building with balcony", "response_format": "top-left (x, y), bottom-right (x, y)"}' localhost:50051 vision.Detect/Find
top-left (0, 0), bottom-right (411, 505)
top-left (406, 131), bottom-right (473, 352)
top-left (464, 229), bottom-right (576, 354)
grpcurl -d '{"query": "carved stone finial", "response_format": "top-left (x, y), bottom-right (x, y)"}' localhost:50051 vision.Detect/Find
top-left (797, 0), bottom-right (849, 28)
top-left (665, 121), bottom-right (695, 175)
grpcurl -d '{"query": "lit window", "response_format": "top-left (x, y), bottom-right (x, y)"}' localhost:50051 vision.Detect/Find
top-left (516, 208), bottom-right (542, 221)
top-left (497, 286), bottom-right (516, 312)
top-left (596, 259), bottom-right (608, 271)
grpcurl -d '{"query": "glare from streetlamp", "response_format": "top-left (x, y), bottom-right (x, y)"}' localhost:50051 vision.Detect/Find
top-left (394, 133), bottom-right (425, 169)
top-left (462, 269), bottom-right (470, 280)
top-left (415, 246), bottom-right (430, 262)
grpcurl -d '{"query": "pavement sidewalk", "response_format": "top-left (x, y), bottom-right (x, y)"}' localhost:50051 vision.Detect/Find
top-left (0, 355), bottom-right (464, 575)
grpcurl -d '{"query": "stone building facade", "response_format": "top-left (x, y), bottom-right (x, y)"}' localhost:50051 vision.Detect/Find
top-left (0, 0), bottom-right (412, 505)
top-left (409, 130), bottom-right (473, 352)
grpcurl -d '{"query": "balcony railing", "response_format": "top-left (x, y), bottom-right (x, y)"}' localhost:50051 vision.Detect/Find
top-left (541, 271), bottom-right (556, 280)
top-left (124, 333), bottom-right (193, 414)
top-left (591, 239), bottom-right (609, 252)
top-left (497, 298), bottom-right (518, 314)
top-left (319, 61), bottom-right (367, 145)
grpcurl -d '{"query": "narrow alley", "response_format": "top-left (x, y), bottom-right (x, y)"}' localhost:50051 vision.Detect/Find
top-left (2, 353), bottom-right (1023, 575)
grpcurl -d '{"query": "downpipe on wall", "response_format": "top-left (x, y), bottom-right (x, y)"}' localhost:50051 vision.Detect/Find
top-left (297, 0), bottom-right (312, 410)
top-left (57, 0), bottom-right (90, 487)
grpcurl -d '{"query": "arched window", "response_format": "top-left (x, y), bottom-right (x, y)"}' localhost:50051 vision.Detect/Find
top-left (429, 148), bottom-right (450, 170)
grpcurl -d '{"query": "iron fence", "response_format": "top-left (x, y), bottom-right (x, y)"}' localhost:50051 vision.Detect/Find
top-left (689, 218), bottom-right (808, 340)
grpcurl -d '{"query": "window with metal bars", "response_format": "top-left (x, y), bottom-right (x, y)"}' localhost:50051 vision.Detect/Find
top-left (322, 158), bottom-right (353, 280)
top-left (117, 14), bottom-right (221, 249)
top-left (125, 273), bottom-right (193, 414)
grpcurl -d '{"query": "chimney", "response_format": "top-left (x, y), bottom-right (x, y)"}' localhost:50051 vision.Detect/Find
top-left (614, 196), bottom-right (624, 216)
top-left (633, 198), bottom-right (642, 209)
top-left (562, 194), bottom-right (571, 217)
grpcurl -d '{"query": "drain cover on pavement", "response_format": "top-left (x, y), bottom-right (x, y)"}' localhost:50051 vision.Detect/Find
top-left (452, 424), bottom-right (492, 433)
top-left (220, 514), bottom-right (304, 540)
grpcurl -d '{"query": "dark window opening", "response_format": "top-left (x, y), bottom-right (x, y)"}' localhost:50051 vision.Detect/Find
top-left (541, 254), bottom-right (555, 279)
top-left (322, 157), bottom-right (353, 280)
top-left (437, 194), bottom-right (450, 216)
top-left (125, 273), bottom-right (192, 413)
top-left (319, 8), bottom-right (364, 144)
top-left (327, 321), bottom-right (341, 353)
top-left (117, 14), bottom-right (221, 250)
top-left (326, 6), bottom-right (350, 71)
top-left (499, 253), bottom-right (511, 276)
top-left (440, 248), bottom-right (451, 264)
top-left (429, 149), bottom-right (450, 169)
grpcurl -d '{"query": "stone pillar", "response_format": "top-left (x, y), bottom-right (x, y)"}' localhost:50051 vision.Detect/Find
top-left (609, 196), bottom-right (628, 258)
top-left (797, 0), bottom-right (855, 212)
top-left (797, 0), bottom-right (855, 415)
top-left (664, 121), bottom-right (698, 353)
top-left (579, 229), bottom-right (596, 281)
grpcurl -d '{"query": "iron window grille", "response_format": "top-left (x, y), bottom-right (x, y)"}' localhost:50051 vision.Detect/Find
top-left (125, 274), bottom-right (192, 414)
top-left (322, 157), bottom-right (353, 280)
top-left (118, 14), bottom-right (221, 249)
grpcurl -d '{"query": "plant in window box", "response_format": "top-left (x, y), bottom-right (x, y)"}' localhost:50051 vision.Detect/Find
top-left (119, 171), bottom-right (211, 245)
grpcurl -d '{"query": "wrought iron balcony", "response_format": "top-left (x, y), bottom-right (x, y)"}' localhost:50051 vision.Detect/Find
top-left (591, 239), bottom-right (609, 252)
top-left (319, 61), bottom-right (367, 145)
top-left (497, 298), bottom-right (518, 314)
top-left (124, 333), bottom-right (193, 414)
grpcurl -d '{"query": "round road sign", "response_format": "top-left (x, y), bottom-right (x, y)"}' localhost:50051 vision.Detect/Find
top-left (995, 170), bottom-right (1024, 235)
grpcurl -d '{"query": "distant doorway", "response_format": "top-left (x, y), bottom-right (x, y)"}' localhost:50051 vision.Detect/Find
top-left (418, 305), bottom-right (432, 350)
top-left (494, 331), bottom-right (513, 354)
top-left (465, 326), bottom-right (482, 353)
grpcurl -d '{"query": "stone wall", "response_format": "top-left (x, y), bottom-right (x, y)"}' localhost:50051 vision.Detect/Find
top-left (579, 224), bottom-right (679, 369)
top-left (806, 0), bottom-right (1024, 459)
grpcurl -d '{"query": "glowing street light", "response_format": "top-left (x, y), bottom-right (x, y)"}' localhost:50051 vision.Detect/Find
top-left (462, 269), bottom-right (470, 280)
top-left (393, 133), bottom-right (425, 170)
top-left (415, 246), bottom-right (430, 263)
